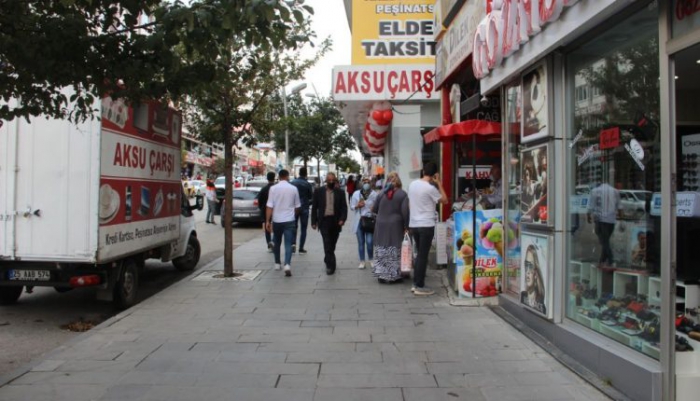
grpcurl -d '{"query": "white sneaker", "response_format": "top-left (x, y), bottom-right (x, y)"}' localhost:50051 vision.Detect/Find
top-left (368, 259), bottom-right (374, 267)
top-left (274, 263), bottom-right (281, 270)
top-left (411, 286), bottom-right (416, 293)
top-left (284, 264), bottom-right (292, 277)
top-left (358, 262), bottom-right (366, 269)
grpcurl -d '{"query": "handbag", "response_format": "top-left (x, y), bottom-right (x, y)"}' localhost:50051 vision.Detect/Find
top-left (401, 233), bottom-right (413, 273)
top-left (360, 215), bottom-right (376, 232)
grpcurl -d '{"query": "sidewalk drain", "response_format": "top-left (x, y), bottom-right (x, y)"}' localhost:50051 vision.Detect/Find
top-left (192, 270), bottom-right (262, 282)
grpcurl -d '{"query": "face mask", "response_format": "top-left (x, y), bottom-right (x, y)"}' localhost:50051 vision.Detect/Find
top-left (362, 183), bottom-right (370, 191)
top-left (326, 181), bottom-right (335, 189)
top-left (385, 182), bottom-right (394, 190)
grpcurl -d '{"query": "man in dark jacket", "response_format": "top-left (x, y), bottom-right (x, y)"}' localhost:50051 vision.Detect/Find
top-left (311, 172), bottom-right (348, 275)
top-left (291, 167), bottom-right (313, 254)
top-left (257, 172), bottom-right (276, 252)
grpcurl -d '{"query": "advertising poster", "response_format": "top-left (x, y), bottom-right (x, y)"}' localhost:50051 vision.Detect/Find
top-left (520, 142), bottom-right (550, 226)
top-left (522, 63), bottom-right (548, 142)
top-left (98, 99), bottom-right (182, 261)
top-left (351, 0), bottom-right (436, 65)
top-left (520, 232), bottom-right (552, 318)
top-left (454, 209), bottom-right (517, 298)
top-left (505, 210), bottom-right (521, 295)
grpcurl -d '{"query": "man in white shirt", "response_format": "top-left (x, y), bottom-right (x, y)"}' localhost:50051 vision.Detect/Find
top-left (408, 162), bottom-right (448, 296)
top-left (266, 169), bottom-right (301, 276)
top-left (587, 182), bottom-right (621, 268)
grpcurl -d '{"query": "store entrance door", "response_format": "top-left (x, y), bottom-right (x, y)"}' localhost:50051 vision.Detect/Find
top-left (671, 43), bottom-right (700, 401)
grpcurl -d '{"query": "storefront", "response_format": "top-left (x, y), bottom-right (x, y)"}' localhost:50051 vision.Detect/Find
top-left (334, 0), bottom-right (441, 185)
top-left (462, 0), bottom-right (700, 400)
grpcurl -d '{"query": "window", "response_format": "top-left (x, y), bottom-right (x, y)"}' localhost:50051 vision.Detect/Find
top-left (566, 4), bottom-right (660, 358)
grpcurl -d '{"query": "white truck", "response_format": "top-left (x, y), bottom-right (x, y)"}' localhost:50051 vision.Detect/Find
top-left (0, 98), bottom-right (202, 308)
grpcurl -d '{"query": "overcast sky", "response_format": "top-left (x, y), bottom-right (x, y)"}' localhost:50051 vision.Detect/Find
top-left (291, 0), bottom-right (351, 98)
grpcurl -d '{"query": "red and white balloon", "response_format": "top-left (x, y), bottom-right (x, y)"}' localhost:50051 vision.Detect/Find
top-left (363, 101), bottom-right (393, 155)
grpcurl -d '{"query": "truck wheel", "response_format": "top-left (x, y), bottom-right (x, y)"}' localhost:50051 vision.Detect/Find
top-left (173, 235), bottom-right (201, 271)
top-left (114, 259), bottom-right (139, 309)
top-left (0, 286), bottom-right (23, 305)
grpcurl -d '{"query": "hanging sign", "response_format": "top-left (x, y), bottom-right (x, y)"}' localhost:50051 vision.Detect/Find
top-left (599, 127), bottom-right (620, 150)
top-left (434, 0), bottom-right (485, 88)
top-left (472, 0), bottom-right (581, 79)
top-left (332, 65), bottom-right (437, 101)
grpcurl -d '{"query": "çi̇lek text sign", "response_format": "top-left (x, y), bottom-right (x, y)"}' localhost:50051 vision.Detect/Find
top-left (454, 209), bottom-right (517, 298)
top-left (351, 0), bottom-right (436, 65)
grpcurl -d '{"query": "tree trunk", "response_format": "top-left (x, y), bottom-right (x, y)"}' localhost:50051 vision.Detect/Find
top-left (317, 158), bottom-right (321, 180)
top-left (303, 157), bottom-right (308, 171)
top-left (223, 124), bottom-right (235, 276)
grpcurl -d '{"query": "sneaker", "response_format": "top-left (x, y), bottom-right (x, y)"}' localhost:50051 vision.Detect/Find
top-left (368, 259), bottom-right (374, 267)
top-left (413, 287), bottom-right (435, 296)
top-left (411, 286), bottom-right (416, 293)
top-left (268, 241), bottom-right (274, 251)
top-left (292, 244), bottom-right (297, 253)
top-left (274, 263), bottom-right (281, 271)
top-left (358, 262), bottom-right (366, 269)
top-left (284, 264), bottom-right (292, 277)
top-left (299, 249), bottom-right (307, 254)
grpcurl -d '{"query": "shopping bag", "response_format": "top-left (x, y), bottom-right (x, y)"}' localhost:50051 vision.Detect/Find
top-left (401, 233), bottom-right (413, 273)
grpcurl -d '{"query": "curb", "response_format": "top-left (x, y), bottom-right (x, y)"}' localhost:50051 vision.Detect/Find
top-left (0, 255), bottom-right (224, 388)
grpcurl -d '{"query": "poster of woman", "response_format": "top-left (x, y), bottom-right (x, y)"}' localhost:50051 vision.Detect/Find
top-left (522, 63), bottom-right (548, 142)
top-left (520, 232), bottom-right (552, 318)
top-left (520, 142), bottom-right (550, 226)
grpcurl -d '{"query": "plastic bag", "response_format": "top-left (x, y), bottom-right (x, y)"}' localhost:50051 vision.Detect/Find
top-left (401, 233), bottom-right (413, 273)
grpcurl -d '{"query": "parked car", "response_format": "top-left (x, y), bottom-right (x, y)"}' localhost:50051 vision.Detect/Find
top-left (619, 190), bottom-right (651, 219)
top-left (188, 180), bottom-right (205, 197)
top-left (245, 179), bottom-right (268, 189)
top-left (221, 187), bottom-right (263, 226)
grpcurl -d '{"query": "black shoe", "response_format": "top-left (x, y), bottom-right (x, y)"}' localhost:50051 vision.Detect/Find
top-left (299, 249), bottom-right (307, 254)
top-left (292, 244), bottom-right (297, 253)
top-left (326, 268), bottom-right (335, 275)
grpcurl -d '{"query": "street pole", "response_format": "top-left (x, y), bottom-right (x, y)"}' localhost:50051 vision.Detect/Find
top-left (282, 86), bottom-right (289, 171)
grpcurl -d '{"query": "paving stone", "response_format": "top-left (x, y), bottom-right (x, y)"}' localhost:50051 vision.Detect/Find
top-left (313, 388), bottom-right (404, 401)
top-left (201, 362), bottom-right (319, 375)
top-left (316, 374), bottom-right (437, 388)
top-left (286, 351), bottom-right (382, 363)
top-left (320, 362), bottom-right (428, 374)
top-left (215, 351), bottom-right (287, 362)
top-left (276, 374), bottom-right (318, 388)
top-left (0, 384), bottom-right (106, 401)
top-left (403, 387), bottom-right (488, 401)
top-left (193, 372), bottom-right (279, 387)
top-left (481, 385), bottom-right (576, 401)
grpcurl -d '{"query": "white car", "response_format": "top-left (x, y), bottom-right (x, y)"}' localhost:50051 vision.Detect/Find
top-left (188, 180), bottom-right (205, 197)
top-left (619, 190), bottom-right (651, 219)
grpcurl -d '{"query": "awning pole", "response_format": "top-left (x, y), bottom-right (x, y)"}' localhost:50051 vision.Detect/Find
top-left (472, 133), bottom-right (477, 298)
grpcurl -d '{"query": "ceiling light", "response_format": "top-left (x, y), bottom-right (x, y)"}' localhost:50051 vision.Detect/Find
top-left (696, 60), bottom-right (700, 64)
top-left (675, 76), bottom-right (679, 80)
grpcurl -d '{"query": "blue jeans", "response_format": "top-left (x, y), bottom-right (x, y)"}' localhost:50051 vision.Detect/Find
top-left (356, 226), bottom-right (374, 261)
top-left (273, 221), bottom-right (296, 265)
top-left (293, 209), bottom-right (309, 250)
top-left (206, 199), bottom-right (216, 222)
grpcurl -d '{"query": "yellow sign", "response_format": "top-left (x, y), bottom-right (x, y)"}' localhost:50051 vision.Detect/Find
top-left (352, 0), bottom-right (436, 65)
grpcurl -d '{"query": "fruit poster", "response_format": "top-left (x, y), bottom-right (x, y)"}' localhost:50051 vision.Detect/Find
top-left (520, 231), bottom-right (553, 318)
top-left (453, 209), bottom-right (517, 298)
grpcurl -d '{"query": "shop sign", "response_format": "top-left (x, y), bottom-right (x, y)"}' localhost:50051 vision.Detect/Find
top-left (458, 166), bottom-right (491, 179)
top-left (674, 0), bottom-right (700, 38)
top-left (332, 65), bottom-right (438, 101)
top-left (599, 127), bottom-right (620, 150)
top-left (472, 0), bottom-right (581, 80)
top-left (352, 0), bottom-right (436, 65)
top-left (185, 151), bottom-right (214, 167)
top-left (433, 0), bottom-right (446, 40)
top-left (435, 0), bottom-right (485, 87)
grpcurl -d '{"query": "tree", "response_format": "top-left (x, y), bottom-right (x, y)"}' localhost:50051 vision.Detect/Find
top-left (273, 95), bottom-right (355, 175)
top-left (176, 1), bottom-right (328, 277)
top-left (0, 0), bottom-right (171, 122)
top-left (330, 154), bottom-right (361, 174)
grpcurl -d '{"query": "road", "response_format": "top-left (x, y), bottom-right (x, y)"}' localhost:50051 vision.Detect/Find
top-left (0, 208), bottom-right (264, 376)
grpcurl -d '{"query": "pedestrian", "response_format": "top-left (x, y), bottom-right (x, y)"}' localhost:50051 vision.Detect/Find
top-left (346, 175), bottom-right (356, 198)
top-left (350, 177), bottom-right (378, 269)
top-left (265, 169), bottom-right (300, 276)
top-left (587, 181), bottom-right (621, 269)
top-left (204, 179), bottom-right (217, 224)
top-left (257, 172), bottom-right (277, 252)
top-left (372, 172), bottom-right (409, 284)
top-left (311, 172), bottom-right (348, 275)
top-left (407, 162), bottom-right (448, 296)
top-left (291, 167), bottom-right (314, 254)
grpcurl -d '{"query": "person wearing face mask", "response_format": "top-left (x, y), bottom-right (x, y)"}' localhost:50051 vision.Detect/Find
top-left (350, 177), bottom-right (378, 269)
top-left (371, 172), bottom-right (410, 284)
top-left (311, 172), bottom-right (348, 275)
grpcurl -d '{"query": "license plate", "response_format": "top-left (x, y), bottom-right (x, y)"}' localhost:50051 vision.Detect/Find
top-left (8, 269), bottom-right (50, 281)
top-left (234, 213), bottom-right (251, 217)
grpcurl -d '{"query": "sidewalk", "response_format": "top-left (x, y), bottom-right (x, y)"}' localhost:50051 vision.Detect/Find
top-left (0, 215), bottom-right (612, 401)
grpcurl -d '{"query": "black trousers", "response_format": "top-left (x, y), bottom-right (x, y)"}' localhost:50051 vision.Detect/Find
top-left (411, 227), bottom-right (434, 288)
top-left (594, 221), bottom-right (615, 264)
top-left (320, 216), bottom-right (341, 271)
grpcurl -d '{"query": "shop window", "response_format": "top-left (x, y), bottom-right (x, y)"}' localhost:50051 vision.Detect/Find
top-left (566, 4), bottom-right (660, 359)
top-left (504, 81), bottom-right (522, 295)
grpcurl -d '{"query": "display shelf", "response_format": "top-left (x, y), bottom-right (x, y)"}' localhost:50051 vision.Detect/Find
top-left (676, 332), bottom-right (700, 401)
top-left (648, 276), bottom-right (661, 306)
top-left (580, 262), bottom-right (603, 295)
top-left (612, 270), bottom-right (648, 298)
top-left (642, 342), bottom-right (660, 360)
top-left (647, 277), bottom-right (700, 310)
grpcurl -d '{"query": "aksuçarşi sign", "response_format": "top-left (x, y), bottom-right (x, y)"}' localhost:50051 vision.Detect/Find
top-left (472, 0), bottom-right (580, 79)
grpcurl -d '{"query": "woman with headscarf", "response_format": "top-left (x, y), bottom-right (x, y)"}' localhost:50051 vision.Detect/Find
top-left (350, 177), bottom-right (378, 269)
top-left (371, 172), bottom-right (410, 284)
top-left (204, 179), bottom-right (217, 224)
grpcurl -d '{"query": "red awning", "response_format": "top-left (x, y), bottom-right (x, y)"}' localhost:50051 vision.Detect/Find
top-left (424, 120), bottom-right (502, 144)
